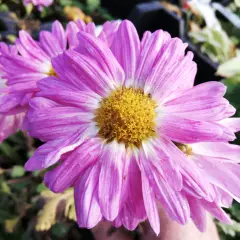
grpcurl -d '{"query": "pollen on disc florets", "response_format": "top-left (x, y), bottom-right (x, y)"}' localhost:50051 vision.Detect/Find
top-left (47, 67), bottom-right (57, 77)
top-left (175, 143), bottom-right (193, 156)
top-left (95, 87), bottom-right (157, 147)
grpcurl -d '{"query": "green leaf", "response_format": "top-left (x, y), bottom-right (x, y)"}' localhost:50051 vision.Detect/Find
top-left (58, 0), bottom-right (72, 6)
top-left (218, 220), bottom-right (240, 237)
top-left (217, 57), bottom-right (240, 78)
top-left (11, 166), bottom-right (25, 178)
top-left (0, 142), bottom-right (21, 161)
top-left (51, 223), bottom-right (69, 238)
top-left (235, 0), bottom-right (240, 8)
top-left (87, 0), bottom-right (100, 12)
top-left (32, 170), bottom-right (41, 177)
top-left (0, 210), bottom-right (12, 223)
top-left (0, 4), bottom-right (9, 12)
top-left (36, 183), bottom-right (47, 193)
top-left (189, 27), bottom-right (236, 63)
top-left (229, 202), bottom-right (240, 221)
top-left (25, 3), bottom-right (33, 16)
top-left (4, 217), bottom-right (19, 233)
top-left (223, 76), bottom-right (240, 122)
top-left (1, 181), bottom-right (11, 194)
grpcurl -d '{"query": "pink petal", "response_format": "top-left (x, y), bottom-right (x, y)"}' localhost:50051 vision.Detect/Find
top-left (145, 139), bottom-right (183, 191)
top-left (153, 53), bottom-right (197, 101)
top-left (123, 156), bottom-right (146, 219)
top-left (140, 144), bottom-right (189, 229)
top-left (27, 106), bottom-right (93, 141)
top-left (140, 149), bottom-right (190, 225)
top-left (37, 78), bottom-right (100, 110)
top-left (37, 76), bottom-right (77, 91)
top-left (0, 113), bottom-right (24, 143)
top-left (201, 200), bottom-right (232, 224)
top-left (1, 53), bottom-right (49, 74)
top-left (76, 31), bottom-right (125, 87)
top-left (85, 22), bottom-right (96, 35)
top-left (153, 173), bottom-right (190, 224)
top-left (7, 81), bottom-right (38, 94)
top-left (7, 73), bottom-right (47, 85)
top-left (168, 82), bottom-right (226, 102)
top-left (140, 31), bottom-right (151, 48)
top-left (163, 97), bottom-right (230, 121)
top-left (44, 138), bottom-right (102, 192)
top-left (51, 20), bottom-right (67, 50)
top-left (25, 126), bottom-right (93, 170)
top-left (215, 123), bottom-right (236, 142)
top-left (0, 93), bottom-right (25, 113)
top-left (98, 20), bottom-right (121, 46)
top-left (220, 118), bottom-right (240, 133)
top-left (98, 141), bottom-right (125, 221)
top-left (18, 30), bottom-right (49, 63)
top-left (159, 137), bottom-right (214, 200)
top-left (159, 115), bottom-right (224, 143)
top-left (51, 54), bottom-right (88, 91)
top-left (192, 154), bottom-right (240, 202)
top-left (40, 31), bottom-right (63, 58)
top-left (66, 22), bottom-right (79, 48)
top-left (76, 19), bottom-right (86, 30)
top-left (111, 20), bottom-right (140, 87)
top-left (29, 96), bottom-right (59, 109)
top-left (135, 30), bottom-right (170, 88)
top-left (141, 170), bottom-right (160, 235)
top-left (144, 38), bottom-right (193, 95)
top-left (112, 216), bottom-right (123, 228)
top-left (0, 42), bottom-right (16, 55)
top-left (121, 204), bottom-right (144, 231)
top-left (64, 49), bottom-right (118, 96)
top-left (191, 142), bottom-right (240, 162)
top-left (188, 197), bottom-right (206, 232)
top-left (74, 164), bottom-right (102, 228)
top-left (214, 186), bottom-right (233, 208)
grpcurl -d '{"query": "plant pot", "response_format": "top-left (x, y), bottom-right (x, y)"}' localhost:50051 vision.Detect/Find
top-left (101, 0), bottom-right (149, 18)
top-left (128, 1), bottom-right (222, 84)
top-left (212, 2), bottom-right (240, 29)
top-left (0, 12), bottom-right (18, 42)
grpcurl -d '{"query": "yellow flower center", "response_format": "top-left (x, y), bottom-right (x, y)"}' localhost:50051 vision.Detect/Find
top-left (48, 67), bottom-right (57, 77)
top-left (95, 87), bottom-right (157, 147)
top-left (175, 143), bottom-right (193, 156)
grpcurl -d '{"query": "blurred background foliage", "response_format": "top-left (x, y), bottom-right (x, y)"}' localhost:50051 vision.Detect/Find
top-left (0, 0), bottom-right (240, 239)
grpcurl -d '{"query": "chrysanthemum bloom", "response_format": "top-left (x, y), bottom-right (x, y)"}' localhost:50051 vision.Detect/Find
top-left (0, 43), bottom-right (25, 142)
top-left (23, 0), bottom-right (54, 11)
top-left (0, 20), bottom-right (120, 136)
top-left (24, 20), bottom-right (240, 234)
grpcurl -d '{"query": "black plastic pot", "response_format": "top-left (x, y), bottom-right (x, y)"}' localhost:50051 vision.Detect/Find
top-left (101, 0), bottom-right (149, 18)
top-left (128, 1), bottom-right (185, 38)
top-left (128, 1), bottom-right (221, 85)
top-left (0, 12), bottom-right (18, 42)
top-left (213, 2), bottom-right (240, 29)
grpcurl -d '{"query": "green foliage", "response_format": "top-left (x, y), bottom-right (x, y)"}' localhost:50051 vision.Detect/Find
top-left (189, 28), bottom-right (237, 64)
top-left (229, 202), bottom-right (240, 222)
top-left (218, 220), bottom-right (240, 238)
top-left (11, 166), bottom-right (25, 178)
top-left (87, 0), bottom-right (100, 12)
top-left (0, 3), bottom-right (9, 12)
top-left (0, 1), bottom-right (239, 240)
top-left (235, 0), bottom-right (240, 8)
top-left (36, 183), bottom-right (47, 193)
top-left (217, 57), bottom-right (240, 78)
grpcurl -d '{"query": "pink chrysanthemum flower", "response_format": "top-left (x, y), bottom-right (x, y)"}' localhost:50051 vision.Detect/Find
top-left (23, 0), bottom-right (54, 11)
top-left (24, 20), bottom-right (240, 234)
top-left (0, 43), bottom-right (25, 142)
top-left (0, 20), bottom-right (120, 135)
